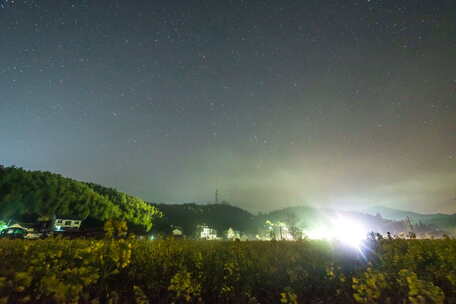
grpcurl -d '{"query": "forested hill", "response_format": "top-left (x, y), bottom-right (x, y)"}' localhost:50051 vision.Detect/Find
top-left (0, 166), bottom-right (160, 231)
top-left (152, 203), bottom-right (258, 236)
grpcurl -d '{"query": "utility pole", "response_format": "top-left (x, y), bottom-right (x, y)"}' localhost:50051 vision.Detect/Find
top-left (215, 188), bottom-right (219, 204)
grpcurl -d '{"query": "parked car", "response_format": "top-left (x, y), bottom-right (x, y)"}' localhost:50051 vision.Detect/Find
top-left (0, 226), bottom-right (41, 240)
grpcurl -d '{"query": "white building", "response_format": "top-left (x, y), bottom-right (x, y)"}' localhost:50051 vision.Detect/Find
top-left (262, 221), bottom-right (294, 241)
top-left (172, 228), bottom-right (183, 236)
top-left (226, 227), bottom-right (240, 240)
top-left (199, 225), bottom-right (217, 240)
top-left (54, 219), bottom-right (82, 231)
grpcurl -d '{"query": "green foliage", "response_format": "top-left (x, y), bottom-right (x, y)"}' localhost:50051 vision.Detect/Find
top-left (280, 287), bottom-right (298, 304)
top-left (104, 220), bottom-right (128, 239)
top-left (397, 269), bottom-right (444, 304)
top-left (0, 239), bottom-right (454, 303)
top-left (0, 166), bottom-right (160, 231)
top-left (352, 267), bottom-right (389, 303)
top-left (86, 183), bottom-right (161, 232)
top-left (352, 239), bottom-right (456, 304)
top-left (168, 270), bottom-right (201, 302)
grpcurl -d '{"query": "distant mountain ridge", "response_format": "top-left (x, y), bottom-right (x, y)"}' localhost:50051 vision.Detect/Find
top-left (366, 205), bottom-right (456, 233)
top-left (366, 205), bottom-right (453, 219)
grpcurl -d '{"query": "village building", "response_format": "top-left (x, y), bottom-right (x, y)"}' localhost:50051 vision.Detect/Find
top-left (198, 224), bottom-right (218, 240)
top-left (226, 227), bottom-right (241, 240)
top-left (54, 219), bottom-right (82, 231)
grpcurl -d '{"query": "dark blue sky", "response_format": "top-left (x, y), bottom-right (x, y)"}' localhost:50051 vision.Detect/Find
top-left (1, 0), bottom-right (455, 212)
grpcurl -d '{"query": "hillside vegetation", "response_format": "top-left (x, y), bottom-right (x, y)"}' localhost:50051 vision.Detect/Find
top-left (153, 203), bottom-right (257, 236)
top-left (0, 166), bottom-right (160, 231)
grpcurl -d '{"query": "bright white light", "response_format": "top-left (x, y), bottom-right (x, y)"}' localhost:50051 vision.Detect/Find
top-left (331, 216), bottom-right (366, 249)
top-left (305, 216), bottom-right (366, 249)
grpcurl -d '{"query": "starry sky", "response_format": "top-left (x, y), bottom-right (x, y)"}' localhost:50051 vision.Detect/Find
top-left (1, 0), bottom-right (455, 213)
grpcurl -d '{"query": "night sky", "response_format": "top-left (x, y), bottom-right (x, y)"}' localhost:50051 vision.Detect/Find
top-left (1, 0), bottom-right (455, 213)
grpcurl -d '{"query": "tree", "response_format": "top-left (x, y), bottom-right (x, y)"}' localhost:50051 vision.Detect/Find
top-left (286, 211), bottom-right (302, 240)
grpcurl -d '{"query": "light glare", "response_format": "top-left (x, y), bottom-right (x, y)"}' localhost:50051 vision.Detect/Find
top-left (305, 216), bottom-right (366, 248)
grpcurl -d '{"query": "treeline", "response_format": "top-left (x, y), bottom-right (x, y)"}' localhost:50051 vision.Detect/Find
top-left (153, 203), bottom-right (258, 236)
top-left (0, 166), bottom-right (160, 231)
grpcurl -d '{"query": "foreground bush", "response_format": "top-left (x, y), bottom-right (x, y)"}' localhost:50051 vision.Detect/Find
top-left (0, 238), bottom-right (455, 303)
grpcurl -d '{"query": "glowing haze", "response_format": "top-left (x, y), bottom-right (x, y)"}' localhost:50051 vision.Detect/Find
top-left (1, 1), bottom-right (455, 213)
